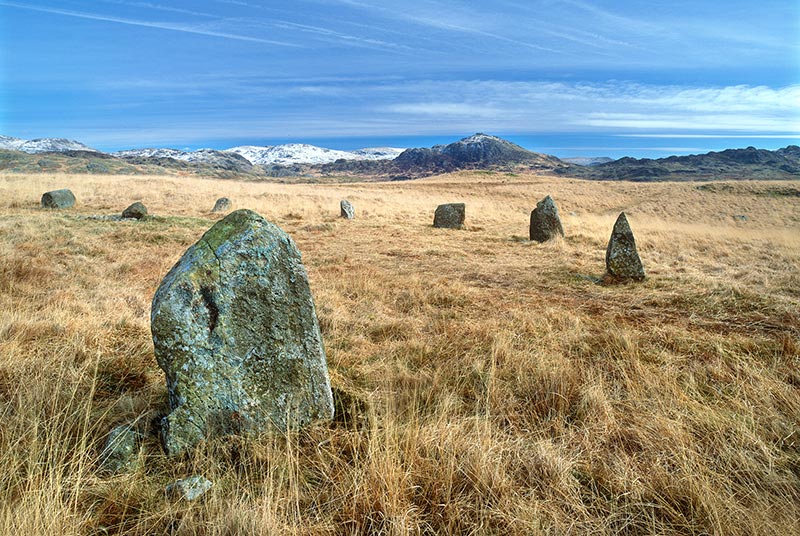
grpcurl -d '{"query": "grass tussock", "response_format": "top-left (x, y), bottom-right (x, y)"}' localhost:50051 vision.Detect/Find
top-left (0, 171), bottom-right (798, 535)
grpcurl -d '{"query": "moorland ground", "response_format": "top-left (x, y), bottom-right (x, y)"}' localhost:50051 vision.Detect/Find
top-left (0, 171), bottom-right (798, 535)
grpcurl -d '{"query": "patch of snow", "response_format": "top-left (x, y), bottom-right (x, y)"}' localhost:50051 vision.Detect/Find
top-left (351, 147), bottom-right (405, 160)
top-left (227, 144), bottom-right (405, 165)
top-left (0, 136), bottom-right (100, 154)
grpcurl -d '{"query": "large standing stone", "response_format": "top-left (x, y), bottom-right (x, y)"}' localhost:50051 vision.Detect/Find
top-left (122, 202), bottom-right (148, 219)
top-left (529, 195), bottom-right (564, 242)
top-left (151, 209), bottom-right (334, 456)
top-left (41, 189), bottom-right (75, 209)
top-left (212, 197), bottom-right (232, 213)
top-left (605, 212), bottom-right (645, 281)
top-left (433, 203), bottom-right (465, 229)
top-left (340, 199), bottom-right (354, 219)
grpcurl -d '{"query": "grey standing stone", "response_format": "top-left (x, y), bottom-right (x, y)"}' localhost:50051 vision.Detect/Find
top-left (212, 197), bottom-right (232, 213)
top-left (529, 195), bottom-right (565, 242)
top-left (433, 203), bottom-right (465, 229)
top-left (98, 424), bottom-right (140, 474)
top-left (122, 202), bottom-right (147, 219)
top-left (41, 189), bottom-right (75, 209)
top-left (151, 209), bottom-right (334, 456)
top-left (166, 475), bottom-right (213, 501)
top-left (605, 212), bottom-right (645, 281)
top-left (340, 199), bottom-right (354, 219)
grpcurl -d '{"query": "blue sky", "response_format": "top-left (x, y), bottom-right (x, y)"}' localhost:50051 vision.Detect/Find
top-left (0, 0), bottom-right (798, 156)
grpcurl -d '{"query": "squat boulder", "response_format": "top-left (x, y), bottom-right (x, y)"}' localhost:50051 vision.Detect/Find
top-left (41, 189), bottom-right (75, 209)
top-left (433, 203), bottom-right (465, 229)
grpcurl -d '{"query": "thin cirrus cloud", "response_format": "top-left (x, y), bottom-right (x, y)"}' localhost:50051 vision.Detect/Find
top-left (0, 1), bottom-right (302, 47)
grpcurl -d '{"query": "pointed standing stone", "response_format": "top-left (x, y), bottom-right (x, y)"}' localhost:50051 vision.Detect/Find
top-left (605, 212), bottom-right (645, 281)
top-left (529, 195), bottom-right (564, 242)
top-left (433, 203), bottom-right (465, 229)
top-left (340, 199), bottom-right (354, 219)
top-left (151, 209), bottom-right (334, 456)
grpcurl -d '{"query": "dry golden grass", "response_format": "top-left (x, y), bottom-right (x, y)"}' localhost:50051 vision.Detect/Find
top-left (0, 171), bottom-right (798, 535)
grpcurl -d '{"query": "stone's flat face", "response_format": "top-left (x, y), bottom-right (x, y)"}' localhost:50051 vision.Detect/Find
top-left (166, 475), bottom-right (213, 501)
top-left (212, 197), bottom-right (232, 213)
top-left (151, 209), bottom-right (334, 456)
top-left (122, 202), bottom-right (147, 219)
top-left (605, 212), bottom-right (645, 281)
top-left (529, 195), bottom-right (564, 242)
top-left (41, 188), bottom-right (75, 209)
top-left (433, 203), bottom-right (465, 229)
top-left (340, 199), bottom-right (354, 219)
top-left (98, 424), bottom-right (140, 474)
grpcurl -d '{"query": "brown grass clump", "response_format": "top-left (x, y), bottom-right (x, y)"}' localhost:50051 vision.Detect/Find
top-left (0, 171), bottom-right (798, 535)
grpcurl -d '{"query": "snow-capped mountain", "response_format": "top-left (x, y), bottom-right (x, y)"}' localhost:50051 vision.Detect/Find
top-left (227, 144), bottom-right (353, 166)
top-left (226, 144), bottom-right (404, 165)
top-left (114, 148), bottom-right (253, 172)
top-left (0, 135), bottom-right (100, 154)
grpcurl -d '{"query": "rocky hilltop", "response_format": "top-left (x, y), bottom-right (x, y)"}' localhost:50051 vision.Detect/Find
top-left (558, 146), bottom-right (800, 181)
top-left (0, 135), bottom-right (100, 154)
top-left (321, 133), bottom-right (565, 179)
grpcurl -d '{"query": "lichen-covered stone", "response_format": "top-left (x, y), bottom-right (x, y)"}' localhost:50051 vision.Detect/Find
top-left (340, 199), bottom-right (354, 219)
top-left (212, 197), bottom-right (232, 213)
top-left (605, 212), bottom-right (645, 281)
top-left (433, 203), bottom-right (465, 229)
top-left (529, 195), bottom-right (564, 242)
top-left (151, 209), bottom-right (334, 456)
top-left (98, 424), bottom-right (140, 474)
top-left (166, 475), bottom-right (213, 501)
top-left (41, 189), bottom-right (75, 209)
top-left (122, 202), bottom-right (147, 219)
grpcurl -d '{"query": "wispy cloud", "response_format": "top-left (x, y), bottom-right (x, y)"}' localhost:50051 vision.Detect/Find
top-left (0, 1), bottom-right (302, 47)
top-left (267, 20), bottom-right (418, 54)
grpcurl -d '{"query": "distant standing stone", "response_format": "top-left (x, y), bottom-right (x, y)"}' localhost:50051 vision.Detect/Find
top-left (98, 424), bottom-right (140, 474)
top-left (212, 197), bottom-right (232, 213)
top-left (151, 209), bottom-right (334, 456)
top-left (340, 199), bottom-right (355, 219)
top-left (166, 475), bottom-right (213, 501)
top-left (122, 201), bottom-right (148, 219)
top-left (605, 212), bottom-right (645, 281)
top-left (41, 189), bottom-right (75, 209)
top-left (433, 203), bottom-right (465, 229)
top-left (529, 195), bottom-right (564, 242)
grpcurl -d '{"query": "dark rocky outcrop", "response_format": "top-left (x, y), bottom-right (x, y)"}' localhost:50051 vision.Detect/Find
top-left (605, 213), bottom-right (645, 281)
top-left (151, 209), bottom-right (334, 456)
top-left (340, 199), bottom-right (354, 219)
top-left (212, 197), bottom-right (232, 213)
top-left (319, 133), bottom-right (566, 180)
top-left (529, 195), bottom-right (564, 242)
top-left (122, 201), bottom-right (147, 219)
top-left (433, 203), bottom-right (466, 229)
top-left (41, 188), bottom-right (75, 209)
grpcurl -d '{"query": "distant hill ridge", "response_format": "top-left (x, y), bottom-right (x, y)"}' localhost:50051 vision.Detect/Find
top-left (1, 133), bottom-right (798, 181)
top-left (558, 145), bottom-right (800, 181)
